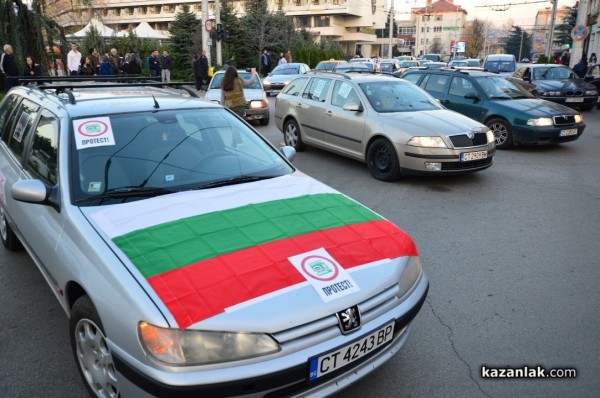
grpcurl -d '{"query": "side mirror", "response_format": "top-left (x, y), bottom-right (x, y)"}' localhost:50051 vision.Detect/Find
top-left (464, 93), bottom-right (480, 101)
top-left (280, 146), bottom-right (296, 162)
top-left (342, 102), bottom-right (363, 112)
top-left (11, 179), bottom-right (59, 211)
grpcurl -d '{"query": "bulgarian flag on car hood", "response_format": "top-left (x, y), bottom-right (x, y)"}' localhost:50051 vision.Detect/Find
top-left (90, 174), bottom-right (417, 329)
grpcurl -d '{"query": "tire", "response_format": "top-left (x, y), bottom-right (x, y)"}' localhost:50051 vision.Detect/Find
top-left (259, 116), bottom-right (270, 126)
top-left (284, 119), bottom-right (306, 151)
top-left (70, 295), bottom-right (119, 398)
top-left (366, 138), bottom-right (401, 181)
top-left (487, 118), bottom-right (513, 149)
top-left (1, 206), bottom-right (22, 251)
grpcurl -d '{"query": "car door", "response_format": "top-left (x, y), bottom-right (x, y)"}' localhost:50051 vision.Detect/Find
top-left (296, 77), bottom-right (333, 144)
top-left (441, 75), bottom-right (484, 121)
top-left (319, 80), bottom-right (367, 158)
top-left (418, 73), bottom-right (450, 102)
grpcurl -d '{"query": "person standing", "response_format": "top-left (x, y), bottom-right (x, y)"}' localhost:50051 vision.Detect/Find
top-left (1, 44), bottom-right (19, 92)
top-left (109, 48), bottom-right (122, 75)
top-left (99, 56), bottom-right (113, 75)
top-left (148, 50), bottom-right (161, 78)
top-left (77, 56), bottom-right (95, 76)
top-left (278, 52), bottom-right (287, 66)
top-left (24, 56), bottom-right (42, 77)
top-left (589, 53), bottom-right (597, 64)
top-left (127, 51), bottom-right (142, 75)
top-left (199, 50), bottom-right (209, 87)
top-left (572, 54), bottom-right (588, 78)
top-left (261, 49), bottom-right (271, 75)
top-left (67, 43), bottom-right (82, 76)
top-left (285, 50), bottom-right (292, 64)
top-left (160, 50), bottom-right (172, 82)
top-left (224, 55), bottom-right (235, 68)
top-left (220, 66), bottom-right (257, 117)
top-left (89, 48), bottom-right (100, 74)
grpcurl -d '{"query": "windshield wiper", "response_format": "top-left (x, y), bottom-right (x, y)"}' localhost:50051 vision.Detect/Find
top-left (75, 186), bottom-right (178, 203)
top-left (193, 176), bottom-right (274, 190)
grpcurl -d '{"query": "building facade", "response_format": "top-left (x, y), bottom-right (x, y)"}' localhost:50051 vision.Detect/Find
top-left (45, 0), bottom-right (387, 58)
top-left (411, 0), bottom-right (466, 58)
top-left (532, 7), bottom-right (570, 58)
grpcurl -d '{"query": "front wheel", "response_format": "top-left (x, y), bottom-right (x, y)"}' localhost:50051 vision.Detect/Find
top-left (284, 119), bottom-right (306, 151)
top-left (70, 295), bottom-right (119, 398)
top-left (1, 206), bottom-right (22, 251)
top-left (487, 118), bottom-right (513, 149)
top-left (366, 138), bottom-right (401, 181)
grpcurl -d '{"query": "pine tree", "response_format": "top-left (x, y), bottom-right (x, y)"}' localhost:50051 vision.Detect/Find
top-left (169, 4), bottom-right (200, 72)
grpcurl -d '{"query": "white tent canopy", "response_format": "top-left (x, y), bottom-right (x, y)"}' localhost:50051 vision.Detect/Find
top-left (68, 17), bottom-right (125, 38)
top-left (132, 22), bottom-right (169, 40)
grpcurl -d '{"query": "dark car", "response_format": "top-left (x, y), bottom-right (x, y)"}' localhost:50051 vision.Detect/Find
top-left (584, 63), bottom-right (600, 108)
top-left (508, 64), bottom-right (599, 111)
top-left (402, 68), bottom-right (586, 149)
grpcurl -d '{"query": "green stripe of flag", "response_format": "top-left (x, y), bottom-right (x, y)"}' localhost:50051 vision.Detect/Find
top-left (113, 193), bottom-right (382, 278)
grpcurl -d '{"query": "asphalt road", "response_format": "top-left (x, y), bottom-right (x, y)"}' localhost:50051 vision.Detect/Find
top-left (1, 101), bottom-right (599, 398)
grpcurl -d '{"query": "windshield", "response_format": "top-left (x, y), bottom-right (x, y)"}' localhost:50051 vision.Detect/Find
top-left (71, 109), bottom-right (293, 205)
top-left (475, 76), bottom-right (533, 99)
top-left (359, 81), bottom-right (442, 112)
top-left (335, 64), bottom-right (370, 73)
top-left (209, 72), bottom-right (262, 89)
top-left (533, 66), bottom-right (577, 80)
top-left (484, 60), bottom-right (515, 73)
top-left (466, 59), bottom-right (481, 67)
top-left (450, 61), bottom-right (468, 67)
top-left (399, 61), bottom-right (419, 68)
top-left (271, 65), bottom-right (300, 75)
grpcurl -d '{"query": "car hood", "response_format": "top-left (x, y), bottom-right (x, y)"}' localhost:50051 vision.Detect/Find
top-left (265, 74), bottom-right (299, 84)
top-left (532, 79), bottom-right (595, 91)
top-left (205, 88), bottom-right (265, 102)
top-left (381, 109), bottom-right (487, 137)
top-left (82, 173), bottom-right (418, 331)
top-left (488, 98), bottom-right (581, 116)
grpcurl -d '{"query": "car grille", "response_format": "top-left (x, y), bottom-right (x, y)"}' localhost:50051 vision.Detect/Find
top-left (269, 83), bottom-right (286, 89)
top-left (448, 132), bottom-right (488, 148)
top-left (553, 115), bottom-right (577, 126)
top-left (564, 89), bottom-right (584, 96)
top-left (441, 157), bottom-right (493, 171)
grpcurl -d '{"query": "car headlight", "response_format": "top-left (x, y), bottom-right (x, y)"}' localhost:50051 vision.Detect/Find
top-left (542, 91), bottom-right (561, 96)
top-left (398, 256), bottom-right (421, 298)
top-left (585, 90), bottom-right (598, 95)
top-left (485, 130), bottom-right (495, 144)
top-left (574, 114), bottom-right (583, 124)
top-left (283, 80), bottom-right (291, 86)
top-left (527, 117), bottom-right (554, 127)
top-left (407, 136), bottom-right (448, 148)
top-left (138, 322), bottom-right (280, 366)
top-left (250, 99), bottom-right (267, 109)
top-left (263, 79), bottom-right (271, 85)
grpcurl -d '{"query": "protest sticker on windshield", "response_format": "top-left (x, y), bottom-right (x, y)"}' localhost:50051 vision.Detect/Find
top-left (73, 117), bottom-right (116, 149)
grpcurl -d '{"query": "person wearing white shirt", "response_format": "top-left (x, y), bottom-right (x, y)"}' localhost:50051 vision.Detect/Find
top-left (67, 43), bottom-right (82, 76)
top-left (278, 52), bottom-right (287, 66)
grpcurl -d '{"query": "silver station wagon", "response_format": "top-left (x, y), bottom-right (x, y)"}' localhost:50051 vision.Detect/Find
top-left (274, 73), bottom-right (496, 181)
top-left (0, 81), bottom-right (428, 397)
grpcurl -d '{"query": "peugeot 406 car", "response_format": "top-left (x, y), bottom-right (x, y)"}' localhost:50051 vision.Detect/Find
top-left (274, 73), bottom-right (495, 181)
top-left (0, 80), bottom-right (428, 397)
top-left (205, 69), bottom-right (270, 125)
top-left (262, 63), bottom-right (311, 96)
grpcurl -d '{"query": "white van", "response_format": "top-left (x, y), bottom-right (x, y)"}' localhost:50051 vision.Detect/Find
top-left (483, 54), bottom-right (517, 76)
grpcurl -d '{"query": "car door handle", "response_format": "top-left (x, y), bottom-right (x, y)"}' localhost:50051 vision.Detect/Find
top-left (440, 99), bottom-right (450, 104)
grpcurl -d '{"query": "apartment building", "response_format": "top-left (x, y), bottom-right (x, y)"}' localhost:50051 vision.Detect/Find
top-left (45, 0), bottom-right (388, 57)
top-left (410, 0), bottom-right (466, 58)
top-left (532, 7), bottom-right (570, 58)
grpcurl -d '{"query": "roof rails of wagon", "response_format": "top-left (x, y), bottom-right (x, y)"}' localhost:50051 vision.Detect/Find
top-left (17, 77), bottom-right (198, 105)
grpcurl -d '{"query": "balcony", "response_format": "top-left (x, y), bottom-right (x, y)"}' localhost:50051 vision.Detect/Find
top-left (282, 0), bottom-right (360, 17)
top-left (306, 25), bottom-right (346, 37)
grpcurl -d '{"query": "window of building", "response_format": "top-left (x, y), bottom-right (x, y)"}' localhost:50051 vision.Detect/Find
top-left (315, 16), bottom-right (330, 27)
top-left (436, 15), bottom-right (442, 21)
top-left (434, 26), bottom-right (442, 32)
top-left (295, 16), bottom-right (311, 28)
top-left (399, 26), bottom-right (416, 35)
top-left (421, 27), bottom-right (425, 33)
top-left (427, 27), bottom-right (430, 33)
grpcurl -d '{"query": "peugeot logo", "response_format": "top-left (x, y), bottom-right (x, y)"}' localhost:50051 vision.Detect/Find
top-left (336, 305), bottom-right (362, 334)
top-left (467, 131), bottom-right (475, 139)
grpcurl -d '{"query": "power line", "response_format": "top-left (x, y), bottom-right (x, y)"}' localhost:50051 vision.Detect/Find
top-left (475, 0), bottom-right (549, 12)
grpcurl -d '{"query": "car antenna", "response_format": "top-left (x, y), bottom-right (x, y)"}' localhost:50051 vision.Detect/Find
top-left (152, 94), bottom-right (160, 109)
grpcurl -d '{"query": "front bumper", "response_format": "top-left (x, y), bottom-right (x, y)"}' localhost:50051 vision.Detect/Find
top-left (244, 107), bottom-right (269, 121)
top-left (511, 123), bottom-right (585, 145)
top-left (264, 84), bottom-right (286, 96)
top-left (113, 274), bottom-right (429, 398)
top-left (402, 145), bottom-right (495, 174)
top-left (541, 95), bottom-right (598, 108)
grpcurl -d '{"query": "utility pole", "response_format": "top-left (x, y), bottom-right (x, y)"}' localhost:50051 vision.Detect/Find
top-left (216, 0), bottom-right (222, 66)
top-left (518, 28), bottom-right (524, 62)
top-left (570, 0), bottom-right (589, 67)
top-left (202, 0), bottom-right (210, 66)
top-left (544, 0), bottom-right (558, 60)
top-left (388, 0), bottom-right (394, 58)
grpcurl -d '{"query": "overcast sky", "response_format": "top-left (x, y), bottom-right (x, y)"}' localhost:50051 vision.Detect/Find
top-left (394, 0), bottom-right (576, 28)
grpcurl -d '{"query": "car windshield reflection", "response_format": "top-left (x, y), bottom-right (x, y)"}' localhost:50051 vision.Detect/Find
top-left (359, 82), bottom-right (441, 112)
top-left (475, 76), bottom-right (533, 99)
top-left (533, 67), bottom-right (577, 80)
top-left (72, 108), bottom-right (293, 205)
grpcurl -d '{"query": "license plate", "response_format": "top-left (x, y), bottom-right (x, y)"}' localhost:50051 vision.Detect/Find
top-left (308, 321), bottom-right (395, 381)
top-left (566, 97), bottom-right (584, 103)
top-left (460, 150), bottom-right (487, 162)
top-left (560, 128), bottom-right (578, 136)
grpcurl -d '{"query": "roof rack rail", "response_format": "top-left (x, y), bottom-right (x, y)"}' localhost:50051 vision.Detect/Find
top-left (32, 82), bottom-right (199, 105)
top-left (17, 75), bottom-right (156, 84)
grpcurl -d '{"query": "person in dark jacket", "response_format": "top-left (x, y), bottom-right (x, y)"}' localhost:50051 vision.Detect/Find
top-left (572, 54), bottom-right (588, 78)
top-left (99, 56), bottom-right (113, 76)
top-left (77, 56), bottom-right (95, 76)
top-left (148, 50), bottom-right (161, 79)
top-left (160, 50), bottom-right (172, 82)
top-left (89, 48), bottom-right (100, 74)
top-left (24, 56), bottom-right (42, 77)
top-left (193, 51), bottom-right (209, 90)
top-left (1, 44), bottom-right (19, 92)
top-left (127, 52), bottom-right (142, 75)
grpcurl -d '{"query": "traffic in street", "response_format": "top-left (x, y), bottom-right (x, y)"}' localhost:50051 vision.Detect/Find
top-left (1, 96), bottom-right (599, 397)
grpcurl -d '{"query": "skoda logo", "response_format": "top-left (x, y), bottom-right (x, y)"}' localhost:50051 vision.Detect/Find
top-left (336, 305), bottom-right (362, 334)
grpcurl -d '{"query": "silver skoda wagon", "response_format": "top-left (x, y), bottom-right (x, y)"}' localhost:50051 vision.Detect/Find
top-left (274, 73), bottom-right (496, 181)
top-left (0, 80), bottom-right (428, 397)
